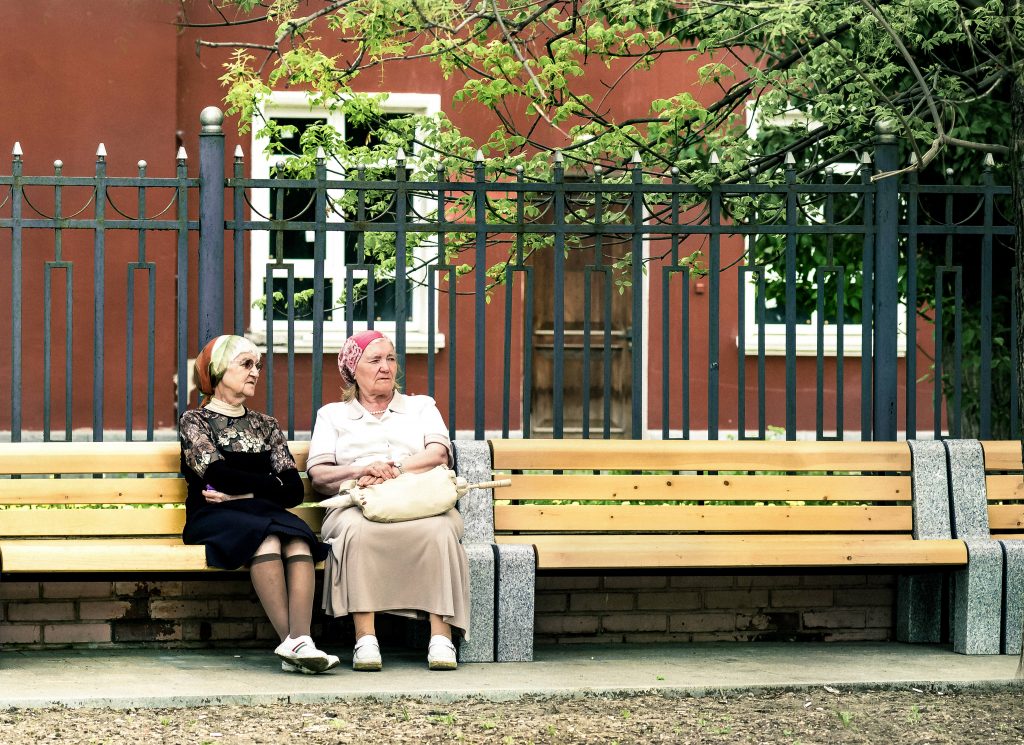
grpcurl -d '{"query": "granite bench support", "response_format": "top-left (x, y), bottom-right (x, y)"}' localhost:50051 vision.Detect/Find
top-left (453, 441), bottom-right (536, 663)
top-left (976, 440), bottom-right (1024, 655)
top-left (896, 440), bottom-right (952, 644)
top-left (899, 440), bottom-right (1009, 655)
top-left (944, 439), bottom-right (1004, 655)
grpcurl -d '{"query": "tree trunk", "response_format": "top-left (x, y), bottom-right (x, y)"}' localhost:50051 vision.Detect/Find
top-left (1013, 70), bottom-right (1024, 679)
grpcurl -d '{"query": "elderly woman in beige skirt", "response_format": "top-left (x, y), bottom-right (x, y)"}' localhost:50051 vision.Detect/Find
top-left (306, 330), bottom-right (469, 671)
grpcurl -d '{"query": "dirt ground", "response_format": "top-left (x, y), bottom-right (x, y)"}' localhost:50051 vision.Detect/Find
top-left (2, 687), bottom-right (1023, 744)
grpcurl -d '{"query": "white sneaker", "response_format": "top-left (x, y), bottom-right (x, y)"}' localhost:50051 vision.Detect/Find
top-left (353, 634), bottom-right (382, 672)
top-left (274, 635), bottom-right (338, 674)
top-left (281, 654), bottom-right (340, 674)
top-left (427, 635), bottom-right (457, 671)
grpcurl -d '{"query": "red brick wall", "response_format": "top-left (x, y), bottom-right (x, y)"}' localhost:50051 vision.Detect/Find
top-left (533, 572), bottom-right (896, 645)
top-left (0, 572), bottom-right (895, 649)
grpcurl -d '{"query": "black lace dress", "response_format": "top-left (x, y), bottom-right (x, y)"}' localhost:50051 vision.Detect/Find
top-left (179, 407), bottom-right (328, 569)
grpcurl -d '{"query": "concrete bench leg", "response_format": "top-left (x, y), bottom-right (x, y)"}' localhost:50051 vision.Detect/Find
top-left (952, 538), bottom-right (1003, 655)
top-left (1000, 540), bottom-right (1024, 655)
top-left (495, 543), bottom-right (536, 662)
top-left (896, 573), bottom-right (944, 643)
top-left (459, 542), bottom-right (496, 663)
top-left (943, 440), bottom-right (1005, 654)
top-left (899, 441), bottom-right (953, 644)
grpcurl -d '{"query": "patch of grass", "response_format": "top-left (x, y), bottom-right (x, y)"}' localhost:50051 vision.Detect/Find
top-left (837, 710), bottom-right (855, 728)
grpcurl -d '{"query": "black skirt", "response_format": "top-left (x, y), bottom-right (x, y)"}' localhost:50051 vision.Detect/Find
top-left (183, 499), bottom-right (329, 570)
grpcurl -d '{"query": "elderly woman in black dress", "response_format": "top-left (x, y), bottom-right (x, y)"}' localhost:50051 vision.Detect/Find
top-left (179, 334), bottom-right (338, 674)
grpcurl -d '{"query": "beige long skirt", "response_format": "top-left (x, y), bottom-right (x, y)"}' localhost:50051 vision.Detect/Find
top-left (320, 506), bottom-right (471, 638)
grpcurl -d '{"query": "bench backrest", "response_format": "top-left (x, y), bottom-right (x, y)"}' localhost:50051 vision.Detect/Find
top-left (489, 439), bottom-right (915, 536)
top-left (980, 440), bottom-right (1024, 540)
top-left (0, 441), bottom-right (322, 540)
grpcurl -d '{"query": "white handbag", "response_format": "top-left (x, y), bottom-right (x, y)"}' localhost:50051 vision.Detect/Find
top-left (318, 466), bottom-right (510, 523)
top-left (319, 466), bottom-right (464, 523)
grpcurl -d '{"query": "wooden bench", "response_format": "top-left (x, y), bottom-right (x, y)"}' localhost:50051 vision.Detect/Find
top-left (489, 439), bottom-right (967, 570)
top-left (0, 440), bottom-right (508, 663)
top-left (0, 441), bottom-right (322, 574)
top-left (474, 438), bottom-right (1008, 655)
top-left (980, 440), bottom-right (1024, 542)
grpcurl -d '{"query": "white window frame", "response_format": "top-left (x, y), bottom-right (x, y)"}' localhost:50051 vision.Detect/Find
top-left (247, 90), bottom-right (445, 354)
top-left (740, 107), bottom-right (906, 357)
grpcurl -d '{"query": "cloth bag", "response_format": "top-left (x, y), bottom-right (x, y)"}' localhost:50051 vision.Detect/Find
top-left (318, 465), bottom-right (467, 523)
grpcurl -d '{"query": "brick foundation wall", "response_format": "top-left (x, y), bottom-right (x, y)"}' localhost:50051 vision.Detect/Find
top-left (0, 571), bottom-right (896, 650)
top-left (533, 571), bottom-right (896, 645)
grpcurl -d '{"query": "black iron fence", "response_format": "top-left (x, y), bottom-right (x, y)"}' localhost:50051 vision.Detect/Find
top-left (0, 109), bottom-right (1015, 441)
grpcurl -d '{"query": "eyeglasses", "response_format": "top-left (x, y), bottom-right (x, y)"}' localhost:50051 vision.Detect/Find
top-left (235, 359), bottom-right (263, 372)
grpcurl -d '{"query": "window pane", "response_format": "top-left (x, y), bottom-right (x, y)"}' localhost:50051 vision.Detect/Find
top-left (270, 183), bottom-right (315, 261)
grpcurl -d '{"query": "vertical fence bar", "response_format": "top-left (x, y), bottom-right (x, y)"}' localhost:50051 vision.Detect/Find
top-left (175, 148), bottom-right (190, 420)
top-left (233, 147), bottom-right (246, 336)
top-left (198, 107), bottom-right (225, 347)
top-left (473, 151), bottom-right (487, 439)
top-left (979, 154), bottom-right (995, 438)
top-left (126, 159), bottom-right (157, 441)
top-left (872, 120), bottom-right (899, 441)
top-left (783, 153), bottom-right (797, 440)
top-left (43, 159), bottom-right (71, 442)
top-left (859, 152), bottom-right (874, 440)
top-left (92, 144), bottom-right (107, 441)
top-left (501, 166), bottom-right (523, 437)
top-left (311, 148), bottom-right (327, 422)
top-left (394, 149), bottom-right (408, 365)
top-left (552, 152), bottom-right (566, 438)
top-left (630, 153), bottom-right (645, 439)
top-left (9, 144), bottom-right (23, 441)
top-left (905, 161), bottom-right (919, 439)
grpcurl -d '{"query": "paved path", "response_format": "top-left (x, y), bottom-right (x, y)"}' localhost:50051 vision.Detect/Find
top-left (1, 643), bottom-right (1020, 709)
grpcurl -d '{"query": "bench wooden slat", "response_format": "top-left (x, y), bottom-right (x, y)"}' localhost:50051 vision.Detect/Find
top-left (494, 504), bottom-right (912, 532)
top-left (0, 539), bottom-right (212, 572)
top-left (986, 475), bottom-right (1024, 502)
top-left (495, 534), bottom-right (969, 569)
top-left (0, 477), bottom-right (315, 505)
top-left (989, 504), bottom-right (1024, 531)
top-left (981, 440), bottom-right (1022, 471)
top-left (0, 440), bottom-right (311, 475)
top-left (499, 474), bottom-right (912, 503)
top-left (0, 506), bottom-right (324, 538)
top-left (490, 439), bottom-right (911, 472)
top-left (0, 479), bottom-right (189, 505)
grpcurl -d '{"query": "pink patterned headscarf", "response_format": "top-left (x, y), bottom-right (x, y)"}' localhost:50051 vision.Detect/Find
top-left (337, 330), bottom-right (386, 387)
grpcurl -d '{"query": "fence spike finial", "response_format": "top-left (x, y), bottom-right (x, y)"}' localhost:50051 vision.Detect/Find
top-left (96, 143), bottom-right (107, 159)
top-left (177, 146), bottom-right (188, 161)
top-left (709, 151), bottom-right (720, 165)
top-left (395, 146), bottom-right (406, 162)
top-left (315, 146), bottom-right (326, 161)
top-left (983, 153), bottom-right (995, 168)
top-left (54, 160), bottom-right (63, 170)
top-left (784, 151), bottom-right (795, 166)
top-left (860, 151), bottom-right (872, 165)
top-left (12, 142), bottom-right (23, 158)
top-left (553, 149), bottom-right (564, 164)
top-left (137, 160), bottom-right (147, 170)
top-left (474, 148), bottom-right (485, 163)
top-left (631, 150), bottom-right (642, 165)
top-left (909, 152), bottom-right (919, 166)
top-left (234, 145), bottom-right (244, 159)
